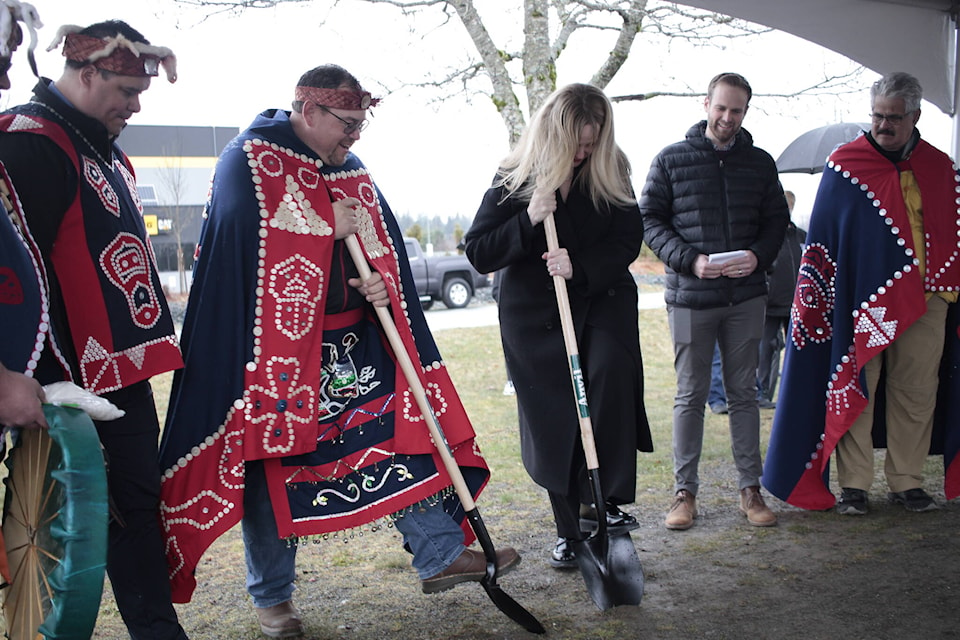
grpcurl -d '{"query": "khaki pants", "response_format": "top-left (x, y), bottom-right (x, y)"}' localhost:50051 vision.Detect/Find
top-left (836, 296), bottom-right (948, 492)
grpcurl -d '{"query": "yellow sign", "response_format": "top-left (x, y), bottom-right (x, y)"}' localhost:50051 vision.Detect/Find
top-left (143, 214), bottom-right (158, 236)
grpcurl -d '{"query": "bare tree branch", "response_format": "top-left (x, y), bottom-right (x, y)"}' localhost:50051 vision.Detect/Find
top-left (612, 67), bottom-right (867, 103)
top-left (523, 0), bottom-right (556, 116)
top-left (588, 1), bottom-right (646, 88)
top-left (449, 0), bottom-right (526, 142)
top-left (174, 0), bottom-right (864, 145)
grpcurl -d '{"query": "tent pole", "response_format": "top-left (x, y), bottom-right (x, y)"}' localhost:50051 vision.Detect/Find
top-left (952, 3), bottom-right (960, 159)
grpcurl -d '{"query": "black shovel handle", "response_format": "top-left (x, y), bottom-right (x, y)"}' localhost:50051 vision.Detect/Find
top-left (345, 235), bottom-right (545, 634)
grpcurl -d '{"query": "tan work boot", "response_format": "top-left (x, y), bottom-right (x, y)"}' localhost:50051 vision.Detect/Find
top-left (255, 601), bottom-right (304, 639)
top-left (665, 489), bottom-right (697, 530)
top-left (740, 486), bottom-right (777, 527)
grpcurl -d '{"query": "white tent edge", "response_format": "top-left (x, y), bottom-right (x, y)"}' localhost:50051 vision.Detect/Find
top-left (673, 0), bottom-right (960, 158)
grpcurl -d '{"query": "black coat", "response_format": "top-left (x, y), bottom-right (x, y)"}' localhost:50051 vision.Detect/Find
top-left (464, 177), bottom-right (653, 498)
top-left (766, 223), bottom-right (806, 317)
top-left (639, 121), bottom-right (790, 309)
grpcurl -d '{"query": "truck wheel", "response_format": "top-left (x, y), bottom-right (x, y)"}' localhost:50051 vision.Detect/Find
top-left (421, 299), bottom-right (435, 311)
top-left (442, 277), bottom-right (472, 309)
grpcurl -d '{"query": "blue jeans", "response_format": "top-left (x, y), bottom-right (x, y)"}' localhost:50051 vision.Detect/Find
top-left (242, 459), bottom-right (466, 606)
top-left (242, 461), bottom-right (297, 608)
top-left (708, 343), bottom-right (726, 407)
top-left (393, 500), bottom-right (466, 579)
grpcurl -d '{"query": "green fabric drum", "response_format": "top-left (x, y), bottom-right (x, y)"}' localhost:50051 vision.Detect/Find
top-left (2, 405), bottom-right (108, 639)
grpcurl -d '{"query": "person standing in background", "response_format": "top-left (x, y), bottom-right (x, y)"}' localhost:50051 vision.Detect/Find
top-left (763, 72), bottom-right (960, 515)
top-left (756, 190), bottom-right (805, 407)
top-left (640, 72), bottom-right (788, 531)
top-left (708, 190), bottom-right (804, 413)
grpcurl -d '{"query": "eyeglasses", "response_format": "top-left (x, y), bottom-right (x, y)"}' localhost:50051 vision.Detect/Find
top-left (316, 104), bottom-right (368, 134)
top-left (870, 111), bottom-right (914, 125)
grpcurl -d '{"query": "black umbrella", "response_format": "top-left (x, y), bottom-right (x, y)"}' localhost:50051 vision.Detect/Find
top-left (775, 122), bottom-right (869, 174)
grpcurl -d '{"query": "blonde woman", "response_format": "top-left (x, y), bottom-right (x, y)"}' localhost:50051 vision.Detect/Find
top-left (464, 83), bottom-right (652, 569)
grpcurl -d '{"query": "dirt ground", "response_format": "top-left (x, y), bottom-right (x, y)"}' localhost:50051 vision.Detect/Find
top-left (89, 459), bottom-right (958, 640)
top-left (94, 267), bottom-right (957, 639)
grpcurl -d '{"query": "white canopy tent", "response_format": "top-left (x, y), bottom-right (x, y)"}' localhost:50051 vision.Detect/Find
top-left (675, 0), bottom-right (960, 156)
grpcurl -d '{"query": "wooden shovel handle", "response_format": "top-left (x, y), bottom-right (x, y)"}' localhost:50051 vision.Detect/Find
top-left (543, 214), bottom-right (601, 471)
top-left (344, 235), bottom-right (476, 510)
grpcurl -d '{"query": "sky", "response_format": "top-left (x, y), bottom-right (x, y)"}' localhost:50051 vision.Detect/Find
top-left (4, 0), bottom-right (955, 229)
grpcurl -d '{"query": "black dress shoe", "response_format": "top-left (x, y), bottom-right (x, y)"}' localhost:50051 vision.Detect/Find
top-left (579, 502), bottom-right (639, 533)
top-left (549, 537), bottom-right (577, 570)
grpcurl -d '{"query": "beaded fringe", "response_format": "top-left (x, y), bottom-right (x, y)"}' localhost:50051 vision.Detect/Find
top-left (282, 485), bottom-right (457, 547)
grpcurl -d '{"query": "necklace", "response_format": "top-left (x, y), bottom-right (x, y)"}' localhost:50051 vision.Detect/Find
top-left (31, 100), bottom-right (116, 167)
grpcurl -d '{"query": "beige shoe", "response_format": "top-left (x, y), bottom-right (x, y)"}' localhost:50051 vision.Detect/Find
top-left (665, 489), bottom-right (697, 530)
top-left (740, 486), bottom-right (777, 527)
top-left (255, 601), bottom-right (304, 639)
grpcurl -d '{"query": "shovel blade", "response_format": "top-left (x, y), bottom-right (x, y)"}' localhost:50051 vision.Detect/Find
top-left (467, 509), bottom-right (546, 634)
top-left (480, 579), bottom-right (546, 634)
top-left (573, 530), bottom-right (644, 610)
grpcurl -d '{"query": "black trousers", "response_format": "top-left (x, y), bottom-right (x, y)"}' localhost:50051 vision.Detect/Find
top-left (547, 326), bottom-right (641, 540)
top-left (757, 314), bottom-right (789, 401)
top-left (98, 381), bottom-right (188, 640)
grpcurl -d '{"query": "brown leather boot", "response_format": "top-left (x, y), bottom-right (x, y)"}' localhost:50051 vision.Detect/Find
top-left (420, 547), bottom-right (520, 594)
top-left (665, 489), bottom-right (697, 530)
top-left (255, 601), bottom-right (303, 639)
top-left (740, 486), bottom-right (777, 527)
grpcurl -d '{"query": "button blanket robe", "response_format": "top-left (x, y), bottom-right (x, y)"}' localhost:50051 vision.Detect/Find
top-left (761, 134), bottom-right (960, 509)
top-left (158, 109), bottom-right (488, 602)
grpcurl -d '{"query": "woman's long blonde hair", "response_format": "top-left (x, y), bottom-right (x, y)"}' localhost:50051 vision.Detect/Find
top-left (496, 83), bottom-right (634, 210)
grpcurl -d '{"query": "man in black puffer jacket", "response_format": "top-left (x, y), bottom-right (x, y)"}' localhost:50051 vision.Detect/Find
top-left (639, 72), bottom-right (789, 532)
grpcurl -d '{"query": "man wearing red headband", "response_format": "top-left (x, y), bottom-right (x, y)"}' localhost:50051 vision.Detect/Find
top-left (158, 64), bottom-right (519, 639)
top-left (0, 19), bottom-right (187, 640)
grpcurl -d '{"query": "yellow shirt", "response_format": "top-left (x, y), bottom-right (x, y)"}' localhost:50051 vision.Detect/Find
top-left (901, 169), bottom-right (958, 303)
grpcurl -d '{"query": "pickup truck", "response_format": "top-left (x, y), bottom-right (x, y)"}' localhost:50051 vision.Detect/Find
top-left (403, 237), bottom-right (490, 309)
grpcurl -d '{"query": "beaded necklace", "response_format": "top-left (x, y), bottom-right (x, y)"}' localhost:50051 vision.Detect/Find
top-left (31, 99), bottom-right (116, 167)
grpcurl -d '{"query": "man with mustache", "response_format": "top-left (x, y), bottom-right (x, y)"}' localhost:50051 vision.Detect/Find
top-left (763, 72), bottom-right (960, 515)
top-left (0, 19), bottom-right (189, 639)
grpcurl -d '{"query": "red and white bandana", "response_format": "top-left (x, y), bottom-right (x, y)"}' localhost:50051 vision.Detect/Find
top-left (294, 86), bottom-right (380, 110)
top-left (47, 24), bottom-right (177, 82)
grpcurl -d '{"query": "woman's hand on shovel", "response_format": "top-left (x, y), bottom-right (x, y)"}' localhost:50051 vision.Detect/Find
top-left (527, 184), bottom-right (556, 226)
top-left (543, 247), bottom-right (572, 280)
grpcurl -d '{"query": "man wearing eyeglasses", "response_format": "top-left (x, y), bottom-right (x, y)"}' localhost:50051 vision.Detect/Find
top-left (158, 64), bottom-right (518, 638)
top-left (763, 71), bottom-right (960, 518)
top-left (0, 19), bottom-right (188, 640)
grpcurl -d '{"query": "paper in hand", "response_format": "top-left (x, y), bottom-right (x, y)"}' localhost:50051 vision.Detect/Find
top-left (707, 250), bottom-right (747, 265)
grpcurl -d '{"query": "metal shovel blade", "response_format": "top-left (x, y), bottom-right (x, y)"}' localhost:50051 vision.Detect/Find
top-left (572, 530), bottom-right (644, 610)
top-left (572, 469), bottom-right (644, 610)
top-left (467, 509), bottom-right (546, 634)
